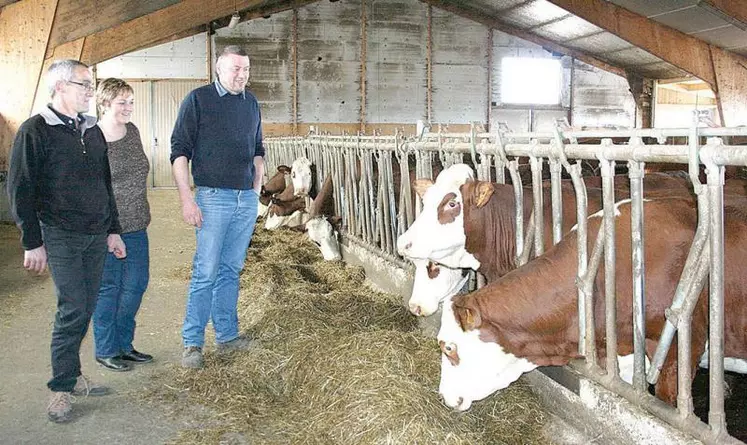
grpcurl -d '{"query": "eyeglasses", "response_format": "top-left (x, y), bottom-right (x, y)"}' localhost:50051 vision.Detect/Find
top-left (67, 80), bottom-right (95, 92)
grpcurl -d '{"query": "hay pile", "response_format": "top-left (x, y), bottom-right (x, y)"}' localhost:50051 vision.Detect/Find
top-left (151, 226), bottom-right (550, 444)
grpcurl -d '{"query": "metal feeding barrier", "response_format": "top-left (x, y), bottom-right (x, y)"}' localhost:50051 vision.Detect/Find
top-left (265, 122), bottom-right (747, 445)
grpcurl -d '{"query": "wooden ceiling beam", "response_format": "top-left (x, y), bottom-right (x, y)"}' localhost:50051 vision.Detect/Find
top-left (0, 0), bottom-right (20, 9)
top-left (545, 0), bottom-right (747, 125)
top-left (418, 0), bottom-right (627, 77)
top-left (77, 0), bottom-right (312, 66)
top-left (544, 0), bottom-right (717, 86)
top-left (46, 0), bottom-right (180, 58)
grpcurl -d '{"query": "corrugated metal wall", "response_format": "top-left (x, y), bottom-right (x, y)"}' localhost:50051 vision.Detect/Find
top-left (571, 60), bottom-right (635, 129)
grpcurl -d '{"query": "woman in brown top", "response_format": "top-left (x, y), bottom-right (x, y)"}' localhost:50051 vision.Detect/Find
top-left (93, 78), bottom-right (153, 371)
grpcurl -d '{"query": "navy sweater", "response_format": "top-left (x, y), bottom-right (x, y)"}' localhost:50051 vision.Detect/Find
top-left (8, 106), bottom-right (121, 250)
top-left (170, 83), bottom-right (264, 190)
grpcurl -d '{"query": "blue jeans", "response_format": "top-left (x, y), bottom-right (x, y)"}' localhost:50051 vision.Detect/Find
top-left (182, 187), bottom-right (258, 347)
top-left (93, 230), bottom-right (150, 358)
top-left (41, 224), bottom-right (108, 392)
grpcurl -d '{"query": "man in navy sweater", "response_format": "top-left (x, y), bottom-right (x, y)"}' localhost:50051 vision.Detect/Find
top-left (171, 45), bottom-right (265, 369)
top-left (8, 59), bottom-right (127, 422)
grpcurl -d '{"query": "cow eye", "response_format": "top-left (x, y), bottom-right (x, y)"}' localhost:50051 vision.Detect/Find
top-left (448, 199), bottom-right (457, 208)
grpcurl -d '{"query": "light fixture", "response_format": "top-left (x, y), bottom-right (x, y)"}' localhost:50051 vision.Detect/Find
top-left (228, 11), bottom-right (240, 29)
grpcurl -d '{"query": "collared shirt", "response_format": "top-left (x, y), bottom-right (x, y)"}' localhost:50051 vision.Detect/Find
top-left (48, 105), bottom-right (86, 132)
top-left (214, 80), bottom-right (246, 99)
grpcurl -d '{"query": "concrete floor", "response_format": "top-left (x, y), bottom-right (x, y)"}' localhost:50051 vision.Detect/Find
top-left (0, 189), bottom-right (196, 445)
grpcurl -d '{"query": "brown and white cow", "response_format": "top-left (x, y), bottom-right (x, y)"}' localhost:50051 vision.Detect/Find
top-left (438, 197), bottom-right (747, 409)
top-left (265, 180), bottom-right (309, 230)
top-left (305, 175), bottom-right (343, 261)
top-left (397, 166), bottom-right (693, 282)
top-left (259, 165), bottom-right (291, 217)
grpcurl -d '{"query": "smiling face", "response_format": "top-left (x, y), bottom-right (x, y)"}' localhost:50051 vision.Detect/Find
top-left (103, 91), bottom-right (134, 126)
top-left (217, 53), bottom-right (250, 94)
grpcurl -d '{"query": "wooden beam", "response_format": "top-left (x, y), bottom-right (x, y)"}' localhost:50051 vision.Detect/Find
top-left (702, 0), bottom-right (747, 29)
top-left (0, 0), bottom-right (57, 168)
top-left (418, 0), bottom-right (626, 78)
top-left (46, 0), bottom-right (180, 58)
top-left (77, 0), bottom-right (262, 65)
top-left (210, 0), bottom-right (321, 29)
top-left (544, 0), bottom-right (717, 86)
top-left (0, 0), bottom-right (20, 9)
top-left (711, 47), bottom-right (747, 126)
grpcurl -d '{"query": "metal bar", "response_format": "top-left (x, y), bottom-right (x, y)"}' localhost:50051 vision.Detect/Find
top-left (549, 157), bottom-right (563, 245)
top-left (530, 154), bottom-right (544, 256)
top-left (599, 150), bottom-right (619, 380)
top-left (507, 160), bottom-right (525, 265)
top-left (627, 158), bottom-right (647, 393)
top-left (706, 161), bottom-right (727, 437)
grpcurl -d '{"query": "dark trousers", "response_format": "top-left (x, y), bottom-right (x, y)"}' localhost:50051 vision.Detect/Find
top-left (41, 224), bottom-right (108, 392)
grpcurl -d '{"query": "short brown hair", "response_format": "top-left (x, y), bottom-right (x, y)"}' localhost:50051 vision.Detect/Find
top-left (95, 78), bottom-right (134, 115)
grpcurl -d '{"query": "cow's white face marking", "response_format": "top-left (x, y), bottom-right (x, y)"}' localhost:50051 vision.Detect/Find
top-left (306, 217), bottom-right (341, 261)
top-left (291, 157), bottom-right (313, 196)
top-left (265, 209), bottom-right (309, 230)
top-left (397, 164), bottom-right (476, 265)
top-left (437, 297), bottom-right (537, 411)
top-left (409, 259), bottom-right (468, 317)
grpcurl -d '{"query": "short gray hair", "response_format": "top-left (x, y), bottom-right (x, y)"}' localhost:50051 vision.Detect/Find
top-left (46, 59), bottom-right (89, 97)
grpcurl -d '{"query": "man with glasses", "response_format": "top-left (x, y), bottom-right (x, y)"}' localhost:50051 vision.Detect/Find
top-left (7, 59), bottom-right (126, 423)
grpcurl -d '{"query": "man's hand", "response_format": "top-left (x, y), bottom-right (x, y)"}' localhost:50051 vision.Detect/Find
top-left (107, 234), bottom-right (127, 259)
top-left (181, 197), bottom-right (203, 228)
top-left (24, 246), bottom-right (47, 274)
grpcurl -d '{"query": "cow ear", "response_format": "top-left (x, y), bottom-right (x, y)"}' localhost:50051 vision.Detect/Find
top-left (454, 306), bottom-right (481, 331)
top-left (328, 215), bottom-right (342, 230)
top-left (413, 179), bottom-right (434, 199)
top-left (472, 182), bottom-right (494, 208)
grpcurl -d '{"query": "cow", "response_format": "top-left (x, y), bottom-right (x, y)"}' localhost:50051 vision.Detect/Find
top-left (408, 260), bottom-right (468, 317)
top-left (264, 180), bottom-right (309, 230)
top-left (305, 175), bottom-right (343, 261)
top-left (397, 165), bottom-right (693, 282)
top-left (259, 165), bottom-right (291, 217)
top-left (437, 197), bottom-right (747, 410)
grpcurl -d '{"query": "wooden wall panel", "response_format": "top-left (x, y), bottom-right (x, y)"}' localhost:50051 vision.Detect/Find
top-left (0, 0), bottom-right (57, 169)
top-left (711, 47), bottom-right (747, 126)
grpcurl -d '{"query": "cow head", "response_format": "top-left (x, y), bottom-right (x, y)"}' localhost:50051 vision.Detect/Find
top-left (437, 296), bottom-right (537, 411)
top-left (408, 259), bottom-right (468, 317)
top-left (306, 216), bottom-right (342, 261)
top-left (265, 198), bottom-right (309, 230)
top-left (396, 164), bottom-right (480, 269)
top-left (291, 157), bottom-right (313, 196)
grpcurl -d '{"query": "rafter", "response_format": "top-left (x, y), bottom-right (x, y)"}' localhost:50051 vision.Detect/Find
top-left (418, 0), bottom-right (626, 77)
top-left (46, 0), bottom-right (180, 58)
top-left (544, 0), bottom-right (717, 86)
top-left (78, 0), bottom-right (322, 65)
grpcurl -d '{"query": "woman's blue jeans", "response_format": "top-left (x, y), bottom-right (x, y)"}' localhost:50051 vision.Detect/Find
top-left (182, 187), bottom-right (258, 348)
top-left (93, 230), bottom-right (150, 358)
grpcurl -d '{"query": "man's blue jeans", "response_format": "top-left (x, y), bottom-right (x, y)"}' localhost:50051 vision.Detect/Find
top-left (93, 230), bottom-right (150, 358)
top-left (41, 224), bottom-right (108, 392)
top-left (182, 187), bottom-right (258, 347)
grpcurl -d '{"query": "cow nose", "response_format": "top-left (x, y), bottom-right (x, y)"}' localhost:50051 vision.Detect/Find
top-left (456, 397), bottom-right (464, 409)
top-left (409, 304), bottom-right (422, 316)
top-left (399, 241), bottom-right (412, 255)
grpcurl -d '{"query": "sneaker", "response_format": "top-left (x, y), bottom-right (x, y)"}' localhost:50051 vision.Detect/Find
top-left (47, 391), bottom-right (73, 423)
top-left (216, 335), bottom-right (253, 353)
top-left (72, 374), bottom-right (110, 397)
top-left (182, 346), bottom-right (204, 369)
